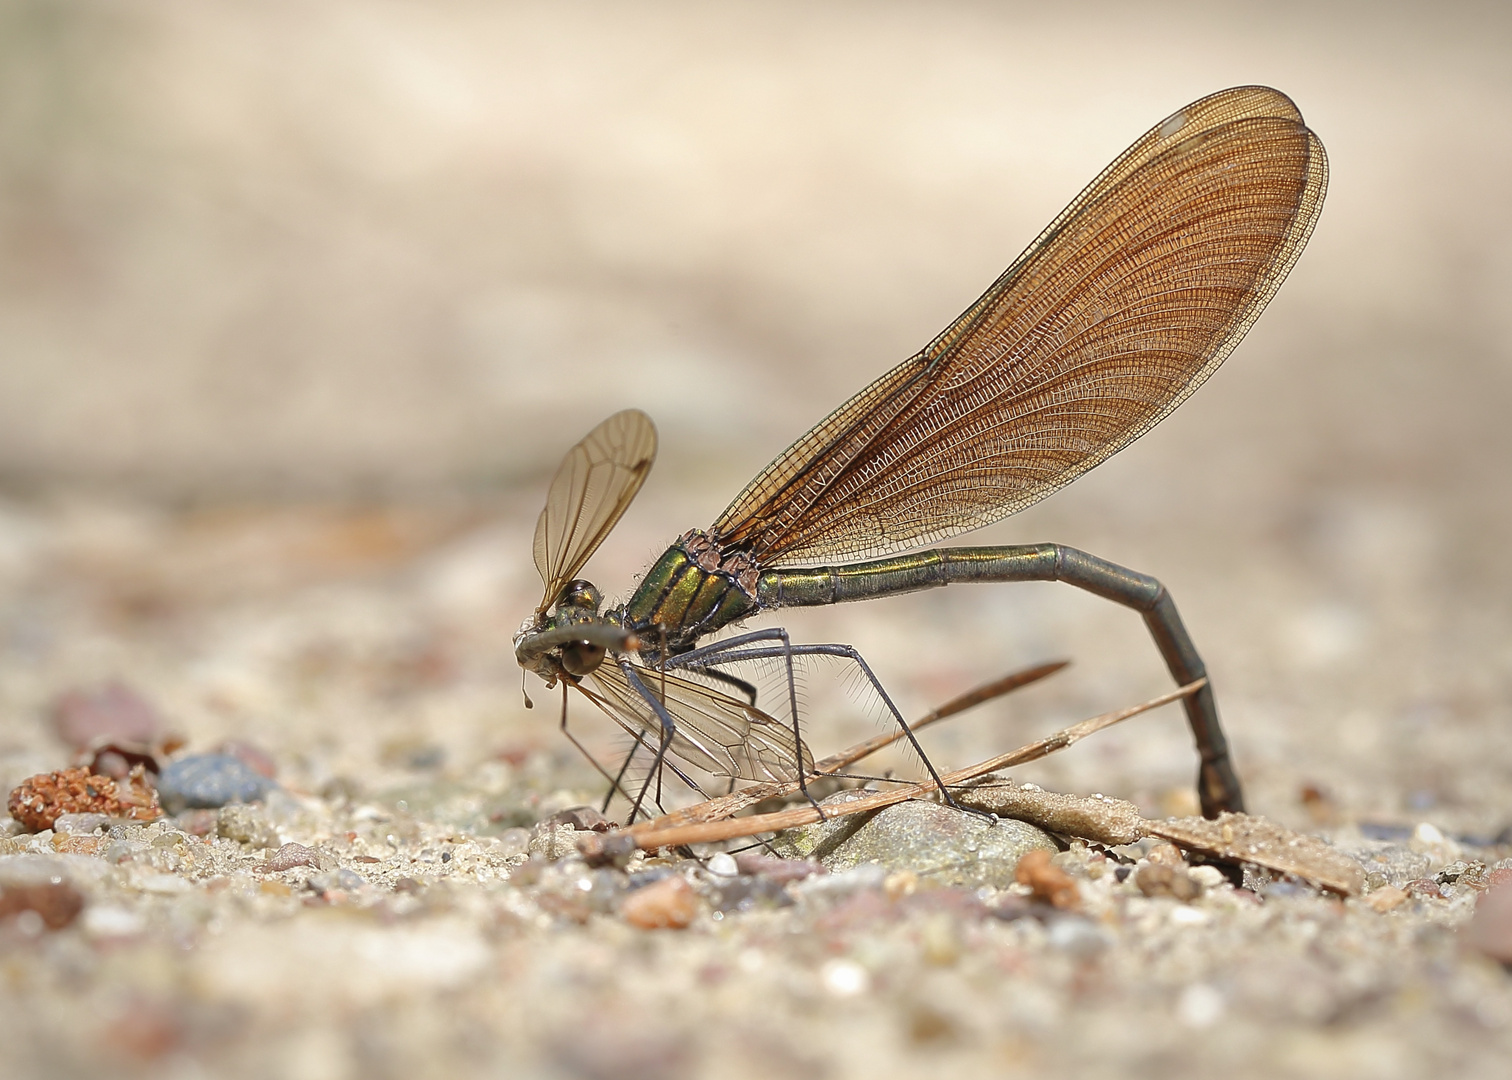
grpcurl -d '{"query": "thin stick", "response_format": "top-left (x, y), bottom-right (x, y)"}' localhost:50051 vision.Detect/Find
top-left (615, 678), bottom-right (1205, 850)
top-left (628, 659), bottom-right (1068, 833)
top-left (816, 659), bottom-right (1069, 774)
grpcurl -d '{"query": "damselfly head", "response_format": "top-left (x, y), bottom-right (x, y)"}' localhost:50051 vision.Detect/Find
top-left (554, 579), bottom-right (602, 619)
top-left (552, 579), bottom-right (609, 676)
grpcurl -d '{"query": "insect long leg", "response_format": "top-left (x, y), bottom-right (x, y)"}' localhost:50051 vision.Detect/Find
top-left (759, 542), bottom-right (1243, 817)
top-left (558, 681), bottom-right (643, 809)
top-left (562, 684), bottom-right (697, 819)
top-left (672, 629), bottom-right (965, 814)
top-left (600, 728), bottom-right (650, 815)
top-left (619, 658), bottom-right (686, 823)
top-left (669, 628), bottom-right (818, 811)
top-left (683, 666), bottom-right (759, 705)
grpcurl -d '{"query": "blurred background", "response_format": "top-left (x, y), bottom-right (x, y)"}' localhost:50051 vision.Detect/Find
top-left (1, 0), bottom-right (1510, 831)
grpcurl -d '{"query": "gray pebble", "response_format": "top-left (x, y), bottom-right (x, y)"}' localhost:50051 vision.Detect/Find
top-left (773, 797), bottom-right (1055, 889)
top-left (157, 754), bottom-right (275, 813)
top-left (1047, 916), bottom-right (1111, 957)
top-left (216, 804), bottom-right (280, 850)
top-left (53, 813), bottom-right (111, 835)
top-left (308, 868), bottom-right (366, 892)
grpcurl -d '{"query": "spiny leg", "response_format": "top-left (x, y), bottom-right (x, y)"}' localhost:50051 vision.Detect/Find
top-left (558, 681), bottom-right (643, 810)
top-left (668, 627), bottom-right (819, 812)
top-left (674, 630), bottom-right (966, 814)
top-left (619, 659), bottom-right (685, 823)
top-left (586, 670), bottom-right (709, 822)
top-left (600, 728), bottom-right (650, 816)
top-left (693, 666), bottom-right (760, 706)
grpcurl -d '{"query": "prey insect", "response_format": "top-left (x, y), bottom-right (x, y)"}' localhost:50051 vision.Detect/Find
top-left (515, 86), bottom-right (1327, 822)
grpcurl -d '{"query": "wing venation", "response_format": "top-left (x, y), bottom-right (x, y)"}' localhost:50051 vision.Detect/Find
top-left (576, 661), bottom-right (813, 783)
top-left (712, 86), bottom-right (1327, 565)
top-left (533, 409), bottom-right (657, 614)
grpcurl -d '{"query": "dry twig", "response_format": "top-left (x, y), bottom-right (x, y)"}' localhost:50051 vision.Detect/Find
top-left (581, 678), bottom-right (1204, 853)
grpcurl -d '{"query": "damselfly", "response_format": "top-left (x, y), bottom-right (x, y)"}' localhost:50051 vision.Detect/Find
top-left (515, 86), bottom-right (1327, 821)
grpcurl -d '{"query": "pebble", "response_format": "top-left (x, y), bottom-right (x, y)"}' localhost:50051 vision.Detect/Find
top-left (1136, 862), bottom-right (1203, 902)
top-left (733, 852), bottom-right (824, 883)
top-left (705, 852), bottom-right (738, 877)
top-left (260, 843), bottom-right (322, 873)
top-left (621, 874), bottom-right (699, 929)
top-left (1404, 877), bottom-right (1446, 900)
top-left (309, 868), bottom-right (366, 893)
top-left (0, 881), bottom-right (86, 930)
top-left (774, 798), bottom-right (1056, 889)
top-left (175, 809), bottom-right (220, 836)
top-left (493, 827), bottom-right (531, 857)
top-left (80, 904), bottom-right (145, 939)
top-left (212, 739), bottom-right (278, 779)
top-left (1170, 905), bottom-right (1210, 926)
top-left (543, 805), bottom-right (613, 832)
top-left (51, 833), bottom-right (107, 856)
top-left (1176, 983), bottom-right (1226, 1028)
top-left (1047, 916), bottom-right (1110, 957)
top-left (217, 804), bottom-right (280, 850)
top-left (49, 681), bottom-right (162, 751)
top-left (713, 875), bottom-right (791, 914)
top-left (1466, 881), bottom-right (1512, 964)
top-left (820, 958), bottom-right (869, 996)
top-left (156, 754), bottom-right (275, 813)
top-left (7, 766), bottom-right (161, 830)
top-left (1016, 849), bottom-right (1081, 910)
top-left (1365, 885), bottom-right (1409, 913)
top-left (53, 812), bottom-right (111, 835)
top-left (1188, 865), bottom-right (1229, 889)
top-left (529, 821), bottom-right (585, 861)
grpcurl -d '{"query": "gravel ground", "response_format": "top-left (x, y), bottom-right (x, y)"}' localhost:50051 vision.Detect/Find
top-left (1, 499), bottom-right (1510, 1080)
top-left (4, 4), bottom-right (1512, 1078)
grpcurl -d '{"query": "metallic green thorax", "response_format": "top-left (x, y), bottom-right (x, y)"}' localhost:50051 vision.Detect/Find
top-left (617, 535), bottom-right (759, 652)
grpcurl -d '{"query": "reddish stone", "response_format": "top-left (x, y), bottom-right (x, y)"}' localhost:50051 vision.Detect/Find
top-left (7, 765), bottom-right (160, 831)
top-left (1405, 878), bottom-right (1446, 900)
top-left (1016, 849), bottom-right (1081, 910)
top-left (621, 875), bottom-right (699, 930)
top-left (50, 682), bottom-right (161, 751)
top-left (1467, 882), bottom-right (1512, 963)
top-left (0, 882), bottom-right (86, 930)
top-left (259, 843), bottom-right (320, 873)
top-left (733, 853), bottom-right (824, 883)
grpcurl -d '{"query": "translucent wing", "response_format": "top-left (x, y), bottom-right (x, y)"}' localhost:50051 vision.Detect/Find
top-left (533, 410), bottom-right (657, 615)
top-left (712, 86), bottom-right (1327, 565)
top-left (575, 660), bottom-right (813, 783)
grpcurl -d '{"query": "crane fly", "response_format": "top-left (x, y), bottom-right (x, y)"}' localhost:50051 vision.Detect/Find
top-left (515, 86), bottom-right (1327, 822)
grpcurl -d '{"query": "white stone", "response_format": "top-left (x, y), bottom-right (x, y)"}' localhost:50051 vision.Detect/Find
top-left (820, 959), bottom-right (869, 997)
top-left (1177, 983), bottom-right (1225, 1028)
top-left (83, 905), bottom-right (146, 939)
top-left (705, 852), bottom-right (738, 877)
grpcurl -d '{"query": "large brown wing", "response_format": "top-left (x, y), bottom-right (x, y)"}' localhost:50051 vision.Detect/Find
top-left (533, 410), bottom-right (657, 615)
top-left (712, 86), bottom-right (1327, 565)
top-left (577, 660), bottom-right (813, 783)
